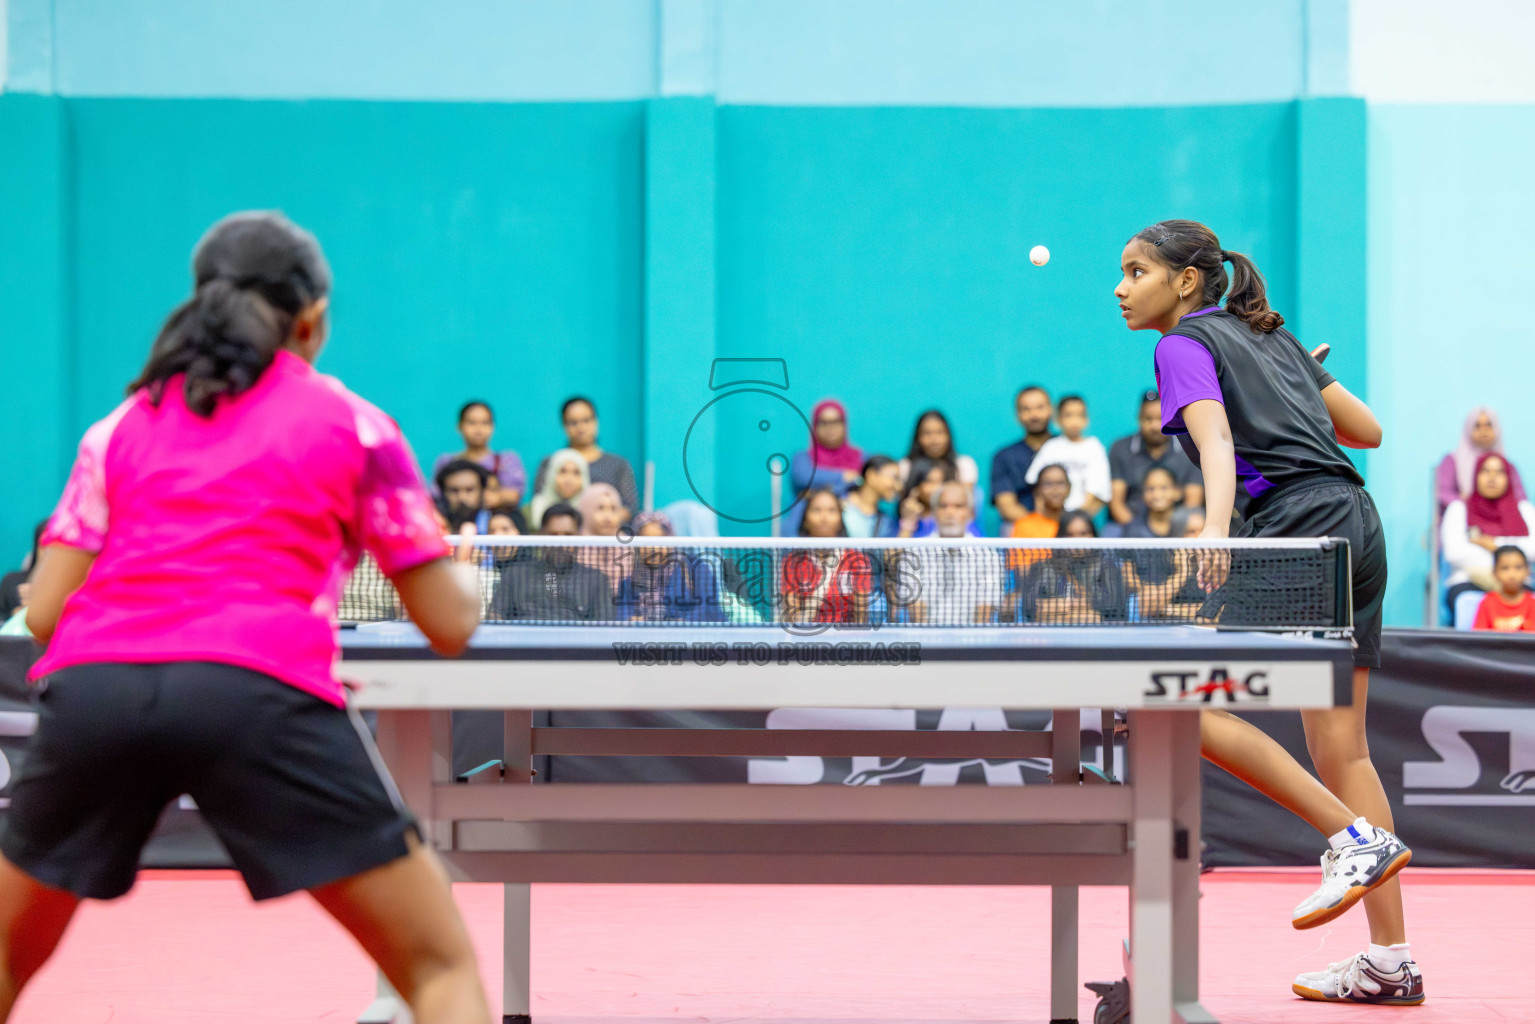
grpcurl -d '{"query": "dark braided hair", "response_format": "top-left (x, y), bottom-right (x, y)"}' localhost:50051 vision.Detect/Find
top-left (128, 211), bottom-right (332, 417)
top-left (1131, 219), bottom-right (1284, 333)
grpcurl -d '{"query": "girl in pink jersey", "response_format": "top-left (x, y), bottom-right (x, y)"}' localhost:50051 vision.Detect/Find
top-left (0, 213), bottom-right (491, 1023)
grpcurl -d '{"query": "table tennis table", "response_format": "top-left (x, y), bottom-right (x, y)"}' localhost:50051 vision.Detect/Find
top-left (341, 621), bottom-right (1352, 1024)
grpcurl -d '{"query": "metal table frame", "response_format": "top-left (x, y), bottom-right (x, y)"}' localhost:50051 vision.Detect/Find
top-left (344, 625), bottom-right (1349, 1024)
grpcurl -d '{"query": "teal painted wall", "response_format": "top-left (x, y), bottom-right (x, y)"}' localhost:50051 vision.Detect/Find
top-left (2, 95), bottom-right (1368, 557)
top-left (0, 95), bottom-right (69, 558)
top-left (711, 103), bottom-right (1310, 530)
top-left (1367, 104), bottom-right (1535, 627)
top-left (61, 99), bottom-right (645, 488)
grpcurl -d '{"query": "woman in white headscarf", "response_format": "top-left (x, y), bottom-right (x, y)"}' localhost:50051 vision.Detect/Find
top-left (528, 448), bottom-right (590, 530)
top-left (1436, 407), bottom-right (1526, 512)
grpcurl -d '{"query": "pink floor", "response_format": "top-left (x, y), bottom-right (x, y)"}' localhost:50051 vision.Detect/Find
top-left (13, 869), bottom-right (1533, 1024)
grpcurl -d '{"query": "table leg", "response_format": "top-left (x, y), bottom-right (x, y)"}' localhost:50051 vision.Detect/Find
top-left (503, 882), bottom-right (532, 1023)
top-left (1049, 708), bottom-right (1082, 1023)
top-left (1170, 710), bottom-right (1216, 1024)
top-left (1128, 710), bottom-right (1173, 1024)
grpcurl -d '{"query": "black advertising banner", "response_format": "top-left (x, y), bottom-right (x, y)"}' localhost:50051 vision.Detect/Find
top-left (2, 630), bottom-right (1531, 869)
top-left (1202, 630), bottom-right (1535, 869)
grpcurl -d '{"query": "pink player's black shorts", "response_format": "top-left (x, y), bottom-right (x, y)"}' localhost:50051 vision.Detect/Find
top-left (0, 661), bottom-right (417, 901)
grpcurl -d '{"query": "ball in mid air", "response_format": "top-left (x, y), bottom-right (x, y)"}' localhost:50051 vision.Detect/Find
top-left (1030, 245), bottom-right (1050, 266)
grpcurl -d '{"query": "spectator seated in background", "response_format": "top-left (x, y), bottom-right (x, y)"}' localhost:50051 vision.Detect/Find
top-left (491, 503), bottom-right (614, 621)
top-left (1018, 511), bottom-right (1128, 625)
top-left (1137, 505), bottom-right (1212, 621)
top-left (1472, 546), bottom-right (1535, 633)
top-left (1121, 466), bottom-right (1182, 539)
top-left (791, 399), bottom-right (865, 499)
top-left (431, 400), bottom-right (527, 508)
top-left (1437, 406), bottom-right (1526, 514)
top-left (434, 459), bottom-right (493, 532)
top-left (1441, 452), bottom-right (1535, 611)
top-left (899, 457), bottom-right (982, 538)
top-left (898, 409), bottom-right (981, 505)
top-left (990, 385), bottom-right (1055, 533)
top-left (842, 456), bottom-right (901, 538)
top-left (1023, 394), bottom-right (1110, 515)
top-left (1108, 389), bottom-right (1202, 529)
top-left (575, 481), bottom-right (630, 595)
top-left (902, 482), bottom-right (1005, 625)
top-left (1010, 463), bottom-right (1069, 540)
top-left (0, 582), bottom-right (30, 636)
top-left (615, 511), bottom-right (727, 623)
top-left (780, 488), bottom-right (876, 626)
top-left (533, 396), bottom-right (639, 514)
top-left (529, 448), bottom-right (591, 530)
top-left (1, 521), bottom-right (46, 621)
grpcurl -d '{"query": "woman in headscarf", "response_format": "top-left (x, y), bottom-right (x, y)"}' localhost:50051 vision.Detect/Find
top-left (574, 482), bottom-right (629, 595)
top-left (1441, 452), bottom-right (1535, 603)
top-left (790, 399), bottom-right (865, 499)
top-left (1436, 407), bottom-right (1526, 512)
top-left (528, 448), bottom-right (590, 530)
top-left (614, 512), bottom-right (726, 623)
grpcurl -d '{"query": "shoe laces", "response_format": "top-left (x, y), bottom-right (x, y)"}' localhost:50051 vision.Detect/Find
top-left (1327, 953), bottom-right (1368, 997)
top-left (1320, 846), bottom-right (1363, 882)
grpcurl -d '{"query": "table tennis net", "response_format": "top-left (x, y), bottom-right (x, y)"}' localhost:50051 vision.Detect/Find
top-left (339, 537), bottom-right (1350, 631)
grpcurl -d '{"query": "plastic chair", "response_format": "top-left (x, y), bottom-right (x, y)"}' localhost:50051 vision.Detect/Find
top-left (1453, 589), bottom-right (1484, 631)
top-left (661, 499), bottom-right (719, 537)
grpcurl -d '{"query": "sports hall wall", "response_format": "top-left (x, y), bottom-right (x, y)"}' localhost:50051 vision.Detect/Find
top-left (1, 1), bottom-right (1526, 627)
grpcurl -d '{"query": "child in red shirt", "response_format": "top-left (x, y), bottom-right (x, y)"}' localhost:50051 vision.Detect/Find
top-left (1472, 546), bottom-right (1535, 632)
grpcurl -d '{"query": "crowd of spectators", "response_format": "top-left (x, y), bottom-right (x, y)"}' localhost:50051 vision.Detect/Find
top-left (6, 387), bottom-right (1530, 633)
top-left (1436, 408), bottom-right (1535, 630)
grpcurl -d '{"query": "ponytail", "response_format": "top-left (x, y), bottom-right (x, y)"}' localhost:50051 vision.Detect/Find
top-left (1131, 219), bottom-right (1285, 334)
top-left (131, 280), bottom-right (292, 417)
top-left (128, 211), bottom-right (331, 417)
top-left (1221, 249), bottom-right (1284, 332)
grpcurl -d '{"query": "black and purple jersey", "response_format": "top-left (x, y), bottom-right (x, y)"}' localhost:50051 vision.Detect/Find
top-left (1153, 307), bottom-right (1363, 503)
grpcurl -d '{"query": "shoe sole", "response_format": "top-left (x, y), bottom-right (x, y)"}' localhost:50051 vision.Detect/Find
top-left (1292, 983), bottom-right (1426, 1006)
top-left (1291, 848), bottom-right (1413, 930)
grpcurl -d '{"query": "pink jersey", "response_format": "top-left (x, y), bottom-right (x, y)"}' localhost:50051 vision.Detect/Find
top-left (31, 350), bottom-right (447, 705)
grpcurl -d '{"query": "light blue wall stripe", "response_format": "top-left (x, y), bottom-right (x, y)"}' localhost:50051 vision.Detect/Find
top-left (716, 0), bottom-right (1307, 107)
top-left (43, 0), bottom-right (657, 100)
top-left (1303, 0), bottom-right (1351, 97)
top-left (1368, 103), bottom-right (1535, 627)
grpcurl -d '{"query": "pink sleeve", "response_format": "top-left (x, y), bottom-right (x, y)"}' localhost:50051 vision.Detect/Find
top-left (41, 404), bottom-right (132, 553)
top-left (350, 402), bottom-right (449, 577)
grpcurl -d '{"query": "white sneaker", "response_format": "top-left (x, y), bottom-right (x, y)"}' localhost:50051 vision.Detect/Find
top-left (1293, 952), bottom-right (1425, 1005)
top-left (1291, 820), bottom-right (1411, 930)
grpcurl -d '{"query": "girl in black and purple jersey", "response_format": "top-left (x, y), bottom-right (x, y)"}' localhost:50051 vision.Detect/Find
top-left (1115, 220), bottom-right (1423, 1006)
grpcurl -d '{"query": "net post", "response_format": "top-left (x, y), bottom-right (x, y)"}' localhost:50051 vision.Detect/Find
top-left (1320, 537), bottom-right (1353, 631)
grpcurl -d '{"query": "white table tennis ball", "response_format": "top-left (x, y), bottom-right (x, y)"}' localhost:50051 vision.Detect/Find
top-left (1030, 245), bottom-right (1050, 266)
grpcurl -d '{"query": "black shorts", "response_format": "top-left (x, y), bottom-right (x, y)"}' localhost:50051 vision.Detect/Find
top-left (0, 662), bottom-right (417, 901)
top-left (1239, 477), bottom-right (1387, 669)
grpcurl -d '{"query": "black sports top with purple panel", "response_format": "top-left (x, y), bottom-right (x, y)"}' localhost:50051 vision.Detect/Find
top-left (1154, 307), bottom-right (1363, 505)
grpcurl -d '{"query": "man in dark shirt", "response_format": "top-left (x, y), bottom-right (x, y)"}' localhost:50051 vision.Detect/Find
top-left (1108, 390), bottom-right (1203, 526)
top-left (990, 385), bottom-right (1055, 530)
top-left (491, 503), bottom-right (615, 621)
top-left (435, 459), bottom-right (492, 532)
